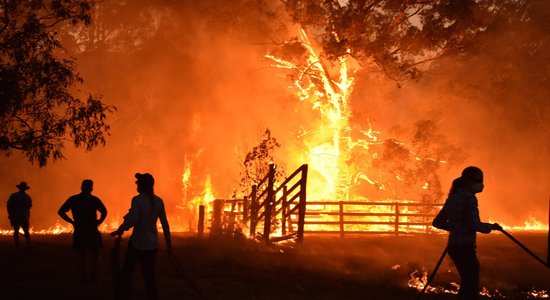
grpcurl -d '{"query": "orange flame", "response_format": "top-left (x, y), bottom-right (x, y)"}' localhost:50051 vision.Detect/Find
top-left (267, 29), bottom-right (361, 201)
top-left (179, 158), bottom-right (216, 231)
top-left (489, 216), bottom-right (548, 232)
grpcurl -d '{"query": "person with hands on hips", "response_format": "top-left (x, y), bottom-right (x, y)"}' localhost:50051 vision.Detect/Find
top-left (58, 179), bottom-right (107, 284)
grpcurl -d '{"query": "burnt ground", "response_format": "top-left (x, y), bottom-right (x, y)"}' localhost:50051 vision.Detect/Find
top-left (0, 232), bottom-right (548, 300)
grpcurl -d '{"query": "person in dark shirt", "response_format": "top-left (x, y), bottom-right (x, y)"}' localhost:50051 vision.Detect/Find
top-left (433, 166), bottom-right (502, 300)
top-left (58, 179), bottom-right (107, 284)
top-left (7, 181), bottom-right (32, 247)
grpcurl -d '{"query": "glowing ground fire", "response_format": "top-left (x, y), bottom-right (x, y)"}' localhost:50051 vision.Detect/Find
top-left (406, 267), bottom-right (549, 298)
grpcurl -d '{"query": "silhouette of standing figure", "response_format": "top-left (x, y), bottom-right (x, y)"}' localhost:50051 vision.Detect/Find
top-left (111, 173), bottom-right (172, 300)
top-left (433, 166), bottom-right (502, 300)
top-left (7, 181), bottom-right (32, 247)
top-left (58, 179), bottom-right (107, 284)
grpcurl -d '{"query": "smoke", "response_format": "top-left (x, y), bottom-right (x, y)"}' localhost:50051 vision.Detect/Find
top-left (0, 0), bottom-right (548, 231)
top-left (350, 1), bottom-right (550, 225)
top-left (0, 0), bottom-right (301, 230)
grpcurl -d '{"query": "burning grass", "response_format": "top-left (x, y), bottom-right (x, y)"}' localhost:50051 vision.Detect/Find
top-left (0, 233), bottom-right (548, 299)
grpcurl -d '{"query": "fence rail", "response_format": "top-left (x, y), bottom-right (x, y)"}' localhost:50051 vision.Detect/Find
top-left (207, 198), bottom-right (443, 238)
top-left (302, 200), bottom-right (443, 237)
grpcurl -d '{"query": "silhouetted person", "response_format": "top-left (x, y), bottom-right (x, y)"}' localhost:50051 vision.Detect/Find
top-left (7, 181), bottom-right (32, 247)
top-left (433, 166), bottom-right (502, 300)
top-left (58, 179), bottom-right (107, 284)
top-left (111, 173), bottom-right (172, 300)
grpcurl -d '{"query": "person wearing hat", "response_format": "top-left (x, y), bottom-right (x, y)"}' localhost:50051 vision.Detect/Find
top-left (7, 181), bottom-right (33, 246)
top-left (111, 173), bottom-right (172, 300)
top-left (58, 179), bottom-right (107, 284)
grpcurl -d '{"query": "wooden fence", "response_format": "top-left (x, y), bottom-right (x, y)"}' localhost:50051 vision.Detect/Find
top-left (206, 198), bottom-right (443, 239)
top-left (249, 164), bottom-right (309, 244)
top-left (203, 163), bottom-right (445, 241)
top-left (303, 201), bottom-right (443, 236)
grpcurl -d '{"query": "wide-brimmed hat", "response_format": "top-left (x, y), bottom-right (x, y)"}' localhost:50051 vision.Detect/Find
top-left (16, 181), bottom-right (30, 190)
top-left (135, 173), bottom-right (154, 187)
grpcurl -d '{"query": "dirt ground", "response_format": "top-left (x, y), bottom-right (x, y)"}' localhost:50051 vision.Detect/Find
top-left (0, 232), bottom-right (548, 299)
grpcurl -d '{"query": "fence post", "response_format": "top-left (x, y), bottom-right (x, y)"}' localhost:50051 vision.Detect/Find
top-left (297, 164), bottom-right (308, 244)
top-left (394, 203), bottom-right (400, 236)
top-left (282, 186), bottom-right (288, 235)
top-left (198, 205), bottom-right (205, 238)
top-left (339, 201), bottom-right (345, 238)
top-left (212, 199), bottom-right (223, 236)
top-left (288, 205), bottom-right (294, 233)
top-left (263, 164), bottom-right (276, 245)
top-left (243, 196), bottom-right (249, 223)
top-left (227, 200), bottom-right (236, 235)
top-left (249, 185), bottom-right (258, 237)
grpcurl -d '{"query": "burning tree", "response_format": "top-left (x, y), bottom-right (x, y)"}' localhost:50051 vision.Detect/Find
top-left (264, 0), bottom-right (526, 202)
top-left (238, 128), bottom-right (285, 195)
top-left (282, 0), bottom-right (517, 80)
top-left (369, 120), bottom-right (465, 202)
top-left (0, 0), bottom-right (114, 166)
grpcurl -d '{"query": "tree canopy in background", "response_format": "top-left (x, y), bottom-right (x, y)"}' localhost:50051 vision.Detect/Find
top-left (0, 0), bottom-right (114, 166)
top-left (281, 0), bottom-right (530, 81)
top-left (238, 128), bottom-right (285, 195)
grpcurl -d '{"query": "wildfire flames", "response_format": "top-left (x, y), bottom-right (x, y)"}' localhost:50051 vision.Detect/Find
top-left (266, 29), bottom-right (358, 202)
top-left (0, 221), bottom-right (72, 235)
top-left (3, 23), bottom-right (549, 236)
top-left (180, 28), bottom-right (549, 235)
top-left (406, 268), bottom-right (549, 298)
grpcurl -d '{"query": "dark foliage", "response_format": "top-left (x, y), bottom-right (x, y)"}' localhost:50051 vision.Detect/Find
top-left (0, 0), bottom-right (114, 166)
top-left (282, 0), bottom-right (528, 81)
top-left (238, 128), bottom-right (285, 195)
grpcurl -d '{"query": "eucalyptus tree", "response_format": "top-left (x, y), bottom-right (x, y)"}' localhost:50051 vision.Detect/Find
top-left (273, 0), bottom-right (532, 202)
top-left (0, 0), bottom-right (114, 166)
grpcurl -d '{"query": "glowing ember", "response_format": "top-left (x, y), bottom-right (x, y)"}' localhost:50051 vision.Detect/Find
top-left (407, 269), bottom-right (428, 291)
top-left (406, 269), bottom-right (548, 298)
top-left (527, 289), bottom-right (550, 298)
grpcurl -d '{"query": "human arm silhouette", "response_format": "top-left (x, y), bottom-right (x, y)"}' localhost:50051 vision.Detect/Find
top-left (58, 199), bottom-right (75, 225)
top-left (27, 194), bottom-right (32, 209)
top-left (7, 194), bottom-right (14, 218)
top-left (159, 200), bottom-right (172, 253)
top-left (110, 197), bottom-right (139, 236)
top-left (491, 223), bottom-right (502, 230)
top-left (466, 196), bottom-right (492, 233)
top-left (432, 201), bottom-right (451, 231)
top-left (96, 198), bottom-right (107, 226)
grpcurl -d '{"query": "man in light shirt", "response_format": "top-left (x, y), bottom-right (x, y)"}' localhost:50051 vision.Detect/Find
top-left (111, 173), bottom-right (171, 300)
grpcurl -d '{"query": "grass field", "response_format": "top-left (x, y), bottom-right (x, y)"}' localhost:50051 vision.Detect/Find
top-left (0, 232), bottom-right (548, 299)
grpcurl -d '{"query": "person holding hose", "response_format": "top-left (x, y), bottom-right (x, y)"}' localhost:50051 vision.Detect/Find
top-left (433, 166), bottom-right (502, 300)
top-left (111, 173), bottom-right (172, 300)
